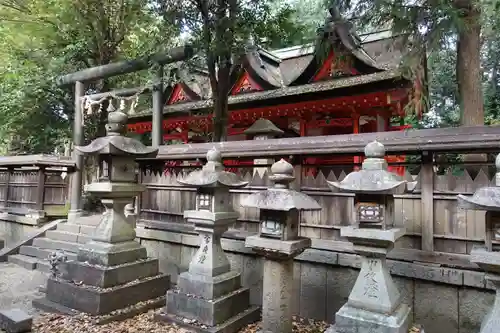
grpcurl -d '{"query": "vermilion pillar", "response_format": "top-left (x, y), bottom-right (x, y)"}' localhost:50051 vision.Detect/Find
top-left (352, 113), bottom-right (361, 170)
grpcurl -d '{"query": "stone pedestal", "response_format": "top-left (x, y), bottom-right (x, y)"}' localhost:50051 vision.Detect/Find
top-left (246, 235), bottom-right (311, 333)
top-left (261, 259), bottom-right (293, 333)
top-left (326, 227), bottom-right (410, 333)
top-left (469, 247), bottom-right (500, 333)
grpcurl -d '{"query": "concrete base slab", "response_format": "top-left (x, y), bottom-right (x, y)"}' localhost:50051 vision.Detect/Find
top-left (166, 287), bottom-right (252, 326)
top-left (326, 303), bottom-right (410, 333)
top-left (155, 305), bottom-right (260, 333)
top-left (40, 273), bottom-right (170, 315)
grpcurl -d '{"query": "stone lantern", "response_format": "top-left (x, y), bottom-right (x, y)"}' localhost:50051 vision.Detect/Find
top-left (242, 159), bottom-right (321, 333)
top-left (33, 108), bottom-right (170, 316)
top-left (244, 118), bottom-right (284, 177)
top-left (458, 154), bottom-right (500, 333)
top-left (325, 141), bottom-right (416, 333)
top-left (156, 148), bottom-right (259, 333)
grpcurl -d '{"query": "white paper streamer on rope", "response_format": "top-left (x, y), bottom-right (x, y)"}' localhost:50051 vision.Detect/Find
top-left (79, 87), bottom-right (148, 126)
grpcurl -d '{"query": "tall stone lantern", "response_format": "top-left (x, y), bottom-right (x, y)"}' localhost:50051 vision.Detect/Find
top-left (325, 141), bottom-right (416, 333)
top-left (458, 154), bottom-right (500, 333)
top-left (242, 158), bottom-right (321, 333)
top-left (33, 108), bottom-right (170, 316)
top-left (157, 148), bottom-right (260, 333)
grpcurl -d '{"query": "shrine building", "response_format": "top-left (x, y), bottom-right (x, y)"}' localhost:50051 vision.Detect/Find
top-left (126, 7), bottom-right (426, 175)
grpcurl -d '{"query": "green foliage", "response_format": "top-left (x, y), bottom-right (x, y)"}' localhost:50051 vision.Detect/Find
top-left (0, 0), bottom-right (177, 154)
top-left (153, 0), bottom-right (313, 141)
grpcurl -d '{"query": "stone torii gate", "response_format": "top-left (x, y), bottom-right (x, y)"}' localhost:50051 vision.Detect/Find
top-left (56, 46), bottom-right (194, 223)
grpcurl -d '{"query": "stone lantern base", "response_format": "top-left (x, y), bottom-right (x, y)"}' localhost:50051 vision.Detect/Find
top-left (326, 226), bottom-right (411, 333)
top-left (156, 216), bottom-right (260, 333)
top-left (33, 230), bottom-right (170, 317)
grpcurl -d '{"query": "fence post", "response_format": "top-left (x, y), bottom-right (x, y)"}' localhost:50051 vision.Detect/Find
top-left (135, 170), bottom-right (143, 219)
top-left (421, 151), bottom-right (434, 252)
top-left (35, 166), bottom-right (46, 211)
top-left (2, 168), bottom-right (10, 209)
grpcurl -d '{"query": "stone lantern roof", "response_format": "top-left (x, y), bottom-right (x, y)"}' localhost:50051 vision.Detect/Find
top-left (327, 140), bottom-right (416, 194)
top-left (241, 159), bottom-right (321, 211)
top-left (458, 154), bottom-right (500, 211)
top-left (177, 148), bottom-right (248, 188)
top-left (243, 118), bottom-right (284, 136)
top-left (76, 109), bottom-right (158, 157)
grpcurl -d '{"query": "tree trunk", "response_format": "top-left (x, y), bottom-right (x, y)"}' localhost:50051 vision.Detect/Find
top-left (455, 0), bottom-right (485, 171)
top-left (212, 94), bottom-right (229, 142)
top-left (456, 1), bottom-right (483, 127)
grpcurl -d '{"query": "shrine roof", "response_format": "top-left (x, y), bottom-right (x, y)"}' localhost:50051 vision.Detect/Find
top-left (129, 68), bottom-right (405, 120)
top-left (128, 6), bottom-right (415, 121)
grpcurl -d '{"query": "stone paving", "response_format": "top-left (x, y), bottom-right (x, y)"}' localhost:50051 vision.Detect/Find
top-left (0, 262), bottom-right (47, 317)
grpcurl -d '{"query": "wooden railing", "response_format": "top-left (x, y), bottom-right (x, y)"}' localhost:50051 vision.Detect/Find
top-left (136, 125), bottom-right (500, 266)
top-left (0, 155), bottom-right (75, 219)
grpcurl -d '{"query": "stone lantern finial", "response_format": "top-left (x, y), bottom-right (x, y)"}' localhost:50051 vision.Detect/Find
top-left (364, 140), bottom-right (385, 158)
top-left (203, 147), bottom-right (224, 172)
top-left (105, 109), bottom-right (128, 136)
top-left (269, 159), bottom-right (295, 188)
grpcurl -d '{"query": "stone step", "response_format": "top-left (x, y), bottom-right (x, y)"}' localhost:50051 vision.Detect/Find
top-left (57, 223), bottom-right (96, 236)
top-left (77, 215), bottom-right (102, 227)
top-left (8, 254), bottom-right (38, 270)
top-left (19, 245), bottom-right (77, 262)
top-left (36, 259), bottom-right (51, 273)
top-left (18, 245), bottom-right (39, 258)
top-left (33, 238), bottom-right (80, 253)
top-left (46, 230), bottom-right (91, 244)
top-left (56, 223), bottom-right (80, 234)
top-left (9, 250), bottom-right (54, 273)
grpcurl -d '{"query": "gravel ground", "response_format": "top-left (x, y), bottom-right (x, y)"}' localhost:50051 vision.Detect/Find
top-left (0, 262), bottom-right (421, 333)
top-left (0, 262), bottom-right (47, 316)
top-left (34, 310), bottom-right (329, 333)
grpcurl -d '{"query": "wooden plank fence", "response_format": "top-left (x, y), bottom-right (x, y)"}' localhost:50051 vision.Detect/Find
top-left (138, 159), bottom-right (499, 259)
top-left (0, 167), bottom-right (70, 216)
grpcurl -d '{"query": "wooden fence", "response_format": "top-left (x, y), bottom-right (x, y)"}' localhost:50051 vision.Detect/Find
top-left (0, 155), bottom-right (75, 218)
top-left (136, 125), bottom-right (500, 262)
